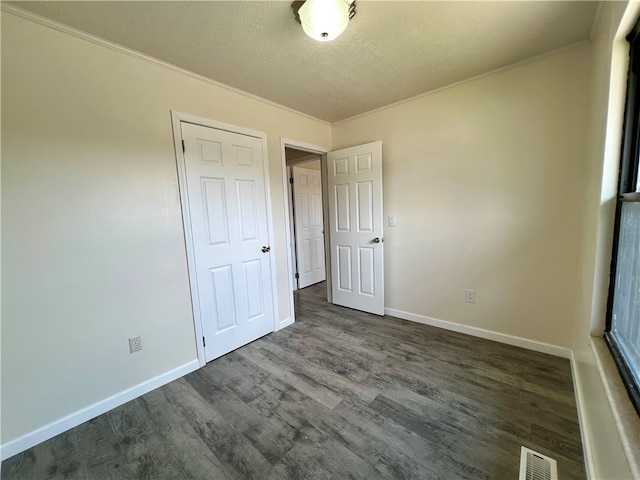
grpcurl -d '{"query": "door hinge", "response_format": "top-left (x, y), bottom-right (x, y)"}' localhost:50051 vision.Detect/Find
top-left (202, 336), bottom-right (206, 347)
top-left (289, 177), bottom-right (294, 184)
top-left (295, 273), bottom-right (299, 279)
top-left (182, 140), bottom-right (185, 153)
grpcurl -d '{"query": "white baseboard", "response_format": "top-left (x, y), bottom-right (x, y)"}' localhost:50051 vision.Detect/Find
top-left (570, 350), bottom-right (596, 480)
top-left (1, 359), bottom-right (199, 461)
top-left (276, 317), bottom-right (294, 331)
top-left (0, 311), bottom-right (572, 462)
top-left (384, 308), bottom-right (571, 359)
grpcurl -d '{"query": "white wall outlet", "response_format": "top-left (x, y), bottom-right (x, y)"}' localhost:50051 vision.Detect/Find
top-left (388, 215), bottom-right (396, 227)
top-left (465, 289), bottom-right (476, 303)
top-left (129, 336), bottom-right (142, 353)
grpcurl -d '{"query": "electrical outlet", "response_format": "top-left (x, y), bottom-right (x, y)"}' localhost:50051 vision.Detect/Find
top-left (465, 289), bottom-right (476, 303)
top-left (129, 336), bottom-right (142, 353)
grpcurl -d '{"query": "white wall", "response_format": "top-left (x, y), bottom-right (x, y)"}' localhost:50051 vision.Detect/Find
top-left (1, 11), bottom-right (330, 451)
top-left (333, 43), bottom-right (592, 349)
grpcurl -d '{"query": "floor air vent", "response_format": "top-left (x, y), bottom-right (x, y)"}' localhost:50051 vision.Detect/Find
top-left (519, 447), bottom-right (558, 480)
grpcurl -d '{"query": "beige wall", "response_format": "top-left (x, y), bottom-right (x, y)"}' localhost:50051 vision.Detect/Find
top-left (571, 1), bottom-right (636, 478)
top-left (333, 44), bottom-right (592, 348)
top-left (3, 4), bottom-right (638, 474)
top-left (577, 1), bottom-right (630, 346)
top-left (1, 12), bottom-right (330, 446)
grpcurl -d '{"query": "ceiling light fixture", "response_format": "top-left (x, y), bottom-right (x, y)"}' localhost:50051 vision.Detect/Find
top-left (293, 0), bottom-right (356, 42)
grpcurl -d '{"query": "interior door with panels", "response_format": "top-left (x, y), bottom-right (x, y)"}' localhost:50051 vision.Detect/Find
top-left (180, 121), bottom-right (274, 362)
top-left (292, 165), bottom-right (326, 289)
top-left (327, 141), bottom-right (384, 315)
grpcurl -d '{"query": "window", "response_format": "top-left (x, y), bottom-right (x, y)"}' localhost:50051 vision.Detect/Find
top-left (605, 20), bottom-right (640, 416)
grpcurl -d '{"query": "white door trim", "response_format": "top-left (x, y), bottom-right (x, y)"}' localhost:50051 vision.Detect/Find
top-left (172, 111), bottom-right (279, 366)
top-left (280, 138), bottom-right (329, 329)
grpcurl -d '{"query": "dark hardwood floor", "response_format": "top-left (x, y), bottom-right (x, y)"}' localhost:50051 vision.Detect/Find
top-left (2, 282), bottom-right (585, 479)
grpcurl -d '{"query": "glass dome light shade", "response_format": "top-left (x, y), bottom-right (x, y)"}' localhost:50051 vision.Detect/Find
top-left (298, 0), bottom-right (350, 42)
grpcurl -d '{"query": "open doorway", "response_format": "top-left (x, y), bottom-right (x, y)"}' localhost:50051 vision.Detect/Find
top-left (280, 139), bottom-right (331, 325)
top-left (286, 150), bottom-right (326, 290)
top-left (281, 138), bottom-right (385, 327)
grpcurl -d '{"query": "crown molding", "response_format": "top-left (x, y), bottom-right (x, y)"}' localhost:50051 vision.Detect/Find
top-left (1, 4), bottom-right (331, 127)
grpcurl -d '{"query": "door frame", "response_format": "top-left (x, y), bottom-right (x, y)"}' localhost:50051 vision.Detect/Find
top-left (280, 138), bottom-right (331, 326)
top-left (172, 111), bottom-right (279, 367)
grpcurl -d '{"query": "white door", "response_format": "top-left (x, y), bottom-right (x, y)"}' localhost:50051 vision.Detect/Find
top-left (180, 122), bottom-right (274, 362)
top-left (292, 165), bottom-right (326, 288)
top-left (327, 141), bottom-right (384, 315)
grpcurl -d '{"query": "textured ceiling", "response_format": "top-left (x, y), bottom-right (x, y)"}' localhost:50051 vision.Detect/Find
top-left (10, 1), bottom-right (598, 123)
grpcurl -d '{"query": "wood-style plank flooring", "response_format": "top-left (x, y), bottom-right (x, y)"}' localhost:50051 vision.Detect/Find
top-left (2, 282), bottom-right (585, 479)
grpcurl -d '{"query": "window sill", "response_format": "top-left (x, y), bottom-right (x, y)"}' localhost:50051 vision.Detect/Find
top-left (591, 337), bottom-right (640, 478)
